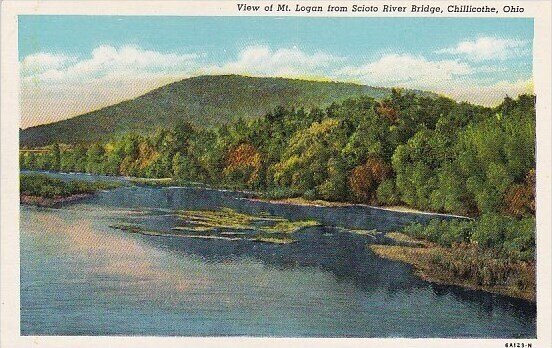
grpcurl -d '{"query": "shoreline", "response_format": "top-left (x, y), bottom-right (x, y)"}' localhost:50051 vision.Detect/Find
top-left (370, 233), bottom-right (535, 302)
top-left (244, 197), bottom-right (471, 219)
top-left (20, 193), bottom-right (92, 207)
top-left (22, 171), bottom-right (469, 219)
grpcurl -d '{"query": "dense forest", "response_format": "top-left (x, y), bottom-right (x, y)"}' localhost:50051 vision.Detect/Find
top-left (21, 91), bottom-right (536, 261)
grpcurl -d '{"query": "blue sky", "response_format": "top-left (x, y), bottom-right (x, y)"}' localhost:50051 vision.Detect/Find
top-left (19, 16), bottom-right (534, 127)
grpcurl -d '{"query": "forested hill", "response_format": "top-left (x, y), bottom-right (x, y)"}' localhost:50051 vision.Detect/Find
top-left (20, 75), bottom-right (406, 147)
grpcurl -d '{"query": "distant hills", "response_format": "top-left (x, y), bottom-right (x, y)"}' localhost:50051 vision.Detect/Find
top-left (20, 75), bottom-right (423, 147)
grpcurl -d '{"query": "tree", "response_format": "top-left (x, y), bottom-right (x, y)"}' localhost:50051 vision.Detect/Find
top-left (272, 118), bottom-right (347, 195)
top-left (86, 144), bottom-right (106, 174)
top-left (348, 157), bottom-right (392, 204)
top-left (50, 143), bottom-right (61, 171)
top-left (504, 169), bottom-right (535, 217)
top-left (318, 157), bottom-right (349, 201)
top-left (392, 129), bottom-right (441, 209)
top-left (174, 121), bottom-right (195, 153)
top-left (223, 143), bottom-right (262, 189)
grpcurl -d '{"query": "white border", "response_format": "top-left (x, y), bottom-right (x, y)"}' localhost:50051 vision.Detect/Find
top-left (1, 1), bottom-right (551, 347)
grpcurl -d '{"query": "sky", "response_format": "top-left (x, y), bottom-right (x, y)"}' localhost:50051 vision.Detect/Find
top-left (19, 16), bottom-right (534, 128)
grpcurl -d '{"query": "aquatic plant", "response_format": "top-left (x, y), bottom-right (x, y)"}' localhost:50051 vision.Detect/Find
top-left (112, 208), bottom-right (319, 244)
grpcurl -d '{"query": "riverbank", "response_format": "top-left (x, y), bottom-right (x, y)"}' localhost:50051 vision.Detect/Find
top-left (244, 196), bottom-right (470, 219)
top-left (20, 172), bottom-right (456, 217)
top-left (20, 173), bottom-right (122, 207)
top-left (370, 232), bottom-right (535, 302)
top-left (20, 193), bottom-right (93, 207)
top-left (89, 174), bottom-right (469, 219)
top-left (122, 176), bottom-right (463, 217)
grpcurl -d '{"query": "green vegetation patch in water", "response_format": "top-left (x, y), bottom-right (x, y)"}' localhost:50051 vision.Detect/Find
top-left (128, 177), bottom-right (208, 188)
top-left (176, 208), bottom-right (320, 243)
top-left (113, 208), bottom-right (319, 244)
top-left (253, 235), bottom-right (296, 244)
top-left (109, 224), bottom-right (165, 237)
top-left (260, 220), bottom-right (320, 234)
top-left (176, 208), bottom-right (316, 234)
top-left (334, 227), bottom-right (380, 240)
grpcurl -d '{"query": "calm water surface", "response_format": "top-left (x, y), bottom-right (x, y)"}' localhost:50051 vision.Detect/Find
top-left (20, 172), bottom-right (536, 337)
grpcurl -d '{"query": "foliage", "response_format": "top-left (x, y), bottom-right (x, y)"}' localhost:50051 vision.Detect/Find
top-left (21, 94), bottom-right (535, 216)
top-left (503, 169), bottom-right (536, 217)
top-left (223, 143), bottom-right (262, 189)
top-left (348, 156), bottom-right (392, 204)
top-left (403, 213), bottom-right (535, 262)
top-left (20, 174), bottom-right (120, 198)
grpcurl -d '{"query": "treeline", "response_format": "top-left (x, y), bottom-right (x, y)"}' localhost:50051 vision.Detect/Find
top-left (21, 91), bottom-right (535, 220)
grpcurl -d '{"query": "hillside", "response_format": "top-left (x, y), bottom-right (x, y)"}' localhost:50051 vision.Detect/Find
top-left (20, 75), bottom-right (401, 147)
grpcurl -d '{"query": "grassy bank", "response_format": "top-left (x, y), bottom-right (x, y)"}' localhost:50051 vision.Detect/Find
top-left (370, 216), bottom-right (536, 301)
top-left (20, 173), bottom-right (121, 206)
top-left (371, 232), bottom-right (535, 301)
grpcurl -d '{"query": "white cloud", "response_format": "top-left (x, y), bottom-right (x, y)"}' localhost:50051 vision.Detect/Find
top-left (335, 53), bottom-right (532, 106)
top-left (20, 52), bottom-right (76, 76)
top-left (23, 45), bottom-right (199, 85)
top-left (436, 37), bottom-right (529, 61)
top-left (336, 54), bottom-right (472, 89)
top-left (205, 45), bottom-right (342, 78)
top-left (446, 78), bottom-right (533, 106)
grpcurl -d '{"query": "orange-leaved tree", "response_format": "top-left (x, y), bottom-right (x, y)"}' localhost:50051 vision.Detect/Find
top-left (223, 143), bottom-right (262, 188)
top-left (348, 156), bottom-right (392, 204)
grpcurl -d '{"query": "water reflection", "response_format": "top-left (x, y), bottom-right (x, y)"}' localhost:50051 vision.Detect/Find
top-left (20, 172), bottom-right (537, 337)
top-left (129, 219), bottom-right (536, 323)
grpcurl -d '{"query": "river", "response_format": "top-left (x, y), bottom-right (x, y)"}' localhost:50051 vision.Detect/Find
top-left (20, 172), bottom-right (536, 337)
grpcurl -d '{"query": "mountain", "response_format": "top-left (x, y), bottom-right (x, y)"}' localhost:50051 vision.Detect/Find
top-left (21, 75), bottom-right (401, 147)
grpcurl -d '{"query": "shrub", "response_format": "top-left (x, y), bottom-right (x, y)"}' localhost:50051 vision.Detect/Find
top-left (429, 244), bottom-right (534, 292)
top-left (470, 213), bottom-right (507, 249)
top-left (502, 216), bottom-right (535, 261)
top-left (20, 174), bottom-right (120, 199)
top-left (402, 214), bottom-right (535, 262)
top-left (438, 220), bottom-right (472, 246)
top-left (259, 187), bottom-right (303, 200)
top-left (302, 189), bottom-right (317, 201)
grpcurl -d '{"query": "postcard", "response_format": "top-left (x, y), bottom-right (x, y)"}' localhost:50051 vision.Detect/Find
top-left (1, 1), bottom-right (551, 347)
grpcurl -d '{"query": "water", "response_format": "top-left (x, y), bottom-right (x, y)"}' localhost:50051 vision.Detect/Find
top-left (20, 172), bottom-right (536, 337)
